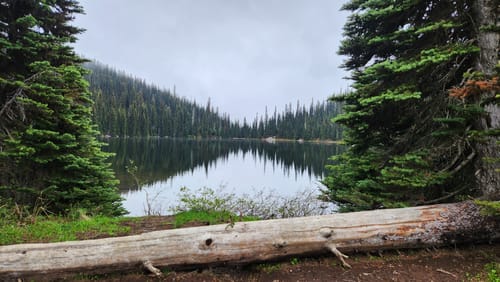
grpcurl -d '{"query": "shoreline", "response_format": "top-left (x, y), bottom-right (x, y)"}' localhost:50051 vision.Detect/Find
top-left (100, 135), bottom-right (344, 145)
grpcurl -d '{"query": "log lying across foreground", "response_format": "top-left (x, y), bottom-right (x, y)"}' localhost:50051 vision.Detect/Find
top-left (0, 201), bottom-right (499, 279)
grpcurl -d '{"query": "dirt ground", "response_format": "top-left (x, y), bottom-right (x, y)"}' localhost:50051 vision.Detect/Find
top-left (45, 216), bottom-right (500, 281)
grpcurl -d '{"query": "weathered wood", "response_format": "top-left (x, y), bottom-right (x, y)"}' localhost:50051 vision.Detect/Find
top-left (0, 201), bottom-right (498, 279)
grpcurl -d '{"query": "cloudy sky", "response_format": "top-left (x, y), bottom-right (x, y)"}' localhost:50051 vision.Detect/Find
top-left (73, 0), bottom-right (350, 121)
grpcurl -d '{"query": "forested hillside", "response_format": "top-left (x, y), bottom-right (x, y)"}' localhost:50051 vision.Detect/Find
top-left (85, 62), bottom-right (343, 140)
top-left (86, 62), bottom-right (235, 138)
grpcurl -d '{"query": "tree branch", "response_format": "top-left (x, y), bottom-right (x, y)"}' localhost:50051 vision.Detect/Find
top-left (449, 151), bottom-right (476, 175)
top-left (0, 71), bottom-right (50, 121)
top-left (423, 186), bottom-right (468, 205)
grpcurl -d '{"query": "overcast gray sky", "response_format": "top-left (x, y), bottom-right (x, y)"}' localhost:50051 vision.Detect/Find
top-left (73, 0), bottom-right (350, 121)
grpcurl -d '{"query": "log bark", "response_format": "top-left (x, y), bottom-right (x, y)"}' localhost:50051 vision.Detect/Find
top-left (0, 201), bottom-right (498, 279)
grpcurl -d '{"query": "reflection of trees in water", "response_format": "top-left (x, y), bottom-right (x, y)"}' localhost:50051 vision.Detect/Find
top-left (104, 138), bottom-right (344, 191)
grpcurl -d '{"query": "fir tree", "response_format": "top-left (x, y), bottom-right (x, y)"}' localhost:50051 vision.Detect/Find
top-left (0, 0), bottom-right (125, 216)
top-left (323, 0), bottom-right (499, 211)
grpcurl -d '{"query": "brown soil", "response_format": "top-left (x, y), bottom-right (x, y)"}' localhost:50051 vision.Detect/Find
top-left (63, 216), bottom-right (500, 282)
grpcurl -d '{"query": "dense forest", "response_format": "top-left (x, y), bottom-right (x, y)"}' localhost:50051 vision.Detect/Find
top-left (86, 62), bottom-right (343, 140)
top-left (323, 0), bottom-right (499, 211)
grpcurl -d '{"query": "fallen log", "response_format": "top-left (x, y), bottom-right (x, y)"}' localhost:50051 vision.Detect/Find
top-left (0, 201), bottom-right (498, 279)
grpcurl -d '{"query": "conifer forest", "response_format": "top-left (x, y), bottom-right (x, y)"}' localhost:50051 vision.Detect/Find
top-left (86, 62), bottom-right (344, 140)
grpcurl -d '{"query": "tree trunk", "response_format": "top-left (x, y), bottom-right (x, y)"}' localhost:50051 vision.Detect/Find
top-left (0, 202), bottom-right (498, 279)
top-left (472, 0), bottom-right (500, 200)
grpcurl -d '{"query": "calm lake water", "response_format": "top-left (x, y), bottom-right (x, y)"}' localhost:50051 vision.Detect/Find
top-left (104, 138), bottom-right (344, 216)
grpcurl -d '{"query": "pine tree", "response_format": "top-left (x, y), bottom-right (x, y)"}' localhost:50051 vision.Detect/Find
top-left (0, 0), bottom-right (125, 216)
top-left (323, 0), bottom-right (499, 211)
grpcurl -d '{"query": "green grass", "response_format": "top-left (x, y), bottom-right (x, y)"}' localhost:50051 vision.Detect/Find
top-left (0, 216), bottom-right (129, 245)
top-left (475, 200), bottom-right (500, 216)
top-left (464, 262), bottom-right (500, 282)
top-left (486, 262), bottom-right (500, 282)
top-left (256, 263), bottom-right (282, 273)
top-left (0, 204), bottom-right (259, 246)
top-left (173, 210), bottom-right (258, 228)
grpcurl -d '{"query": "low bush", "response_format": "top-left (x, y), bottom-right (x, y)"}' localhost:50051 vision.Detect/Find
top-left (171, 186), bottom-right (336, 219)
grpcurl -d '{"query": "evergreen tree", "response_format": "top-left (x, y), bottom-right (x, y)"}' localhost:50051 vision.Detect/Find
top-left (0, 1), bottom-right (125, 216)
top-left (323, 0), bottom-right (499, 211)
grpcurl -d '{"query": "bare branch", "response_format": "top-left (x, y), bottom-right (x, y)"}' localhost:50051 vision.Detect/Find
top-left (0, 87), bottom-right (27, 121)
top-left (142, 260), bottom-right (162, 277)
top-left (423, 186), bottom-right (468, 205)
top-left (450, 151), bottom-right (476, 175)
top-left (0, 70), bottom-right (54, 121)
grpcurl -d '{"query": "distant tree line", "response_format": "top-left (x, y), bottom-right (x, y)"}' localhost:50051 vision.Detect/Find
top-left (235, 101), bottom-right (343, 140)
top-left (86, 62), bottom-right (343, 140)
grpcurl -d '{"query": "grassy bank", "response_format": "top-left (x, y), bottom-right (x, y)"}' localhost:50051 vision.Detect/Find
top-left (1, 201), bottom-right (498, 282)
top-left (0, 187), bottom-right (326, 246)
top-left (0, 212), bottom-right (261, 246)
top-left (0, 215), bottom-right (129, 245)
top-left (0, 204), bottom-right (255, 246)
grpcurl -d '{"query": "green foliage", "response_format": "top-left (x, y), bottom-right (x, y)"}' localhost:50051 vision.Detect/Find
top-left (323, 151), bottom-right (391, 211)
top-left (172, 186), bottom-right (332, 219)
top-left (475, 200), bottom-right (500, 216)
top-left (175, 186), bottom-right (237, 213)
top-left (0, 216), bottom-right (128, 246)
top-left (0, 1), bottom-right (124, 216)
top-left (486, 262), bottom-right (500, 282)
top-left (173, 210), bottom-right (251, 228)
top-left (465, 262), bottom-right (500, 282)
top-left (380, 152), bottom-right (449, 188)
top-left (359, 88), bottom-right (421, 107)
top-left (256, 263), bottom-right (281, 274)
top-left (171, 187), bottom-right (258, 227)
top-left (324, 0), bottom-right (491, 210)
top-left (290, 257), bottom-right (300, 265)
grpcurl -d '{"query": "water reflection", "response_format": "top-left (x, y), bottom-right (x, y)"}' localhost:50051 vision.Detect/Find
top-left (104, 138), bottom-right (344, 215)
top-left (105, 138), bottom-right (344, 192)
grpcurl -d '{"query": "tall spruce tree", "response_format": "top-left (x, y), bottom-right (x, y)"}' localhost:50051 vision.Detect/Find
top-left (0, 1), bottom-right (125, 216)
top-left (323, 0), bottom-right (499, 211)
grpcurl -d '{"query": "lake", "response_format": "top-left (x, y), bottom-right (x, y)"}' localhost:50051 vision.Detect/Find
top-left (104, 138), bottom-right (344, 216)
